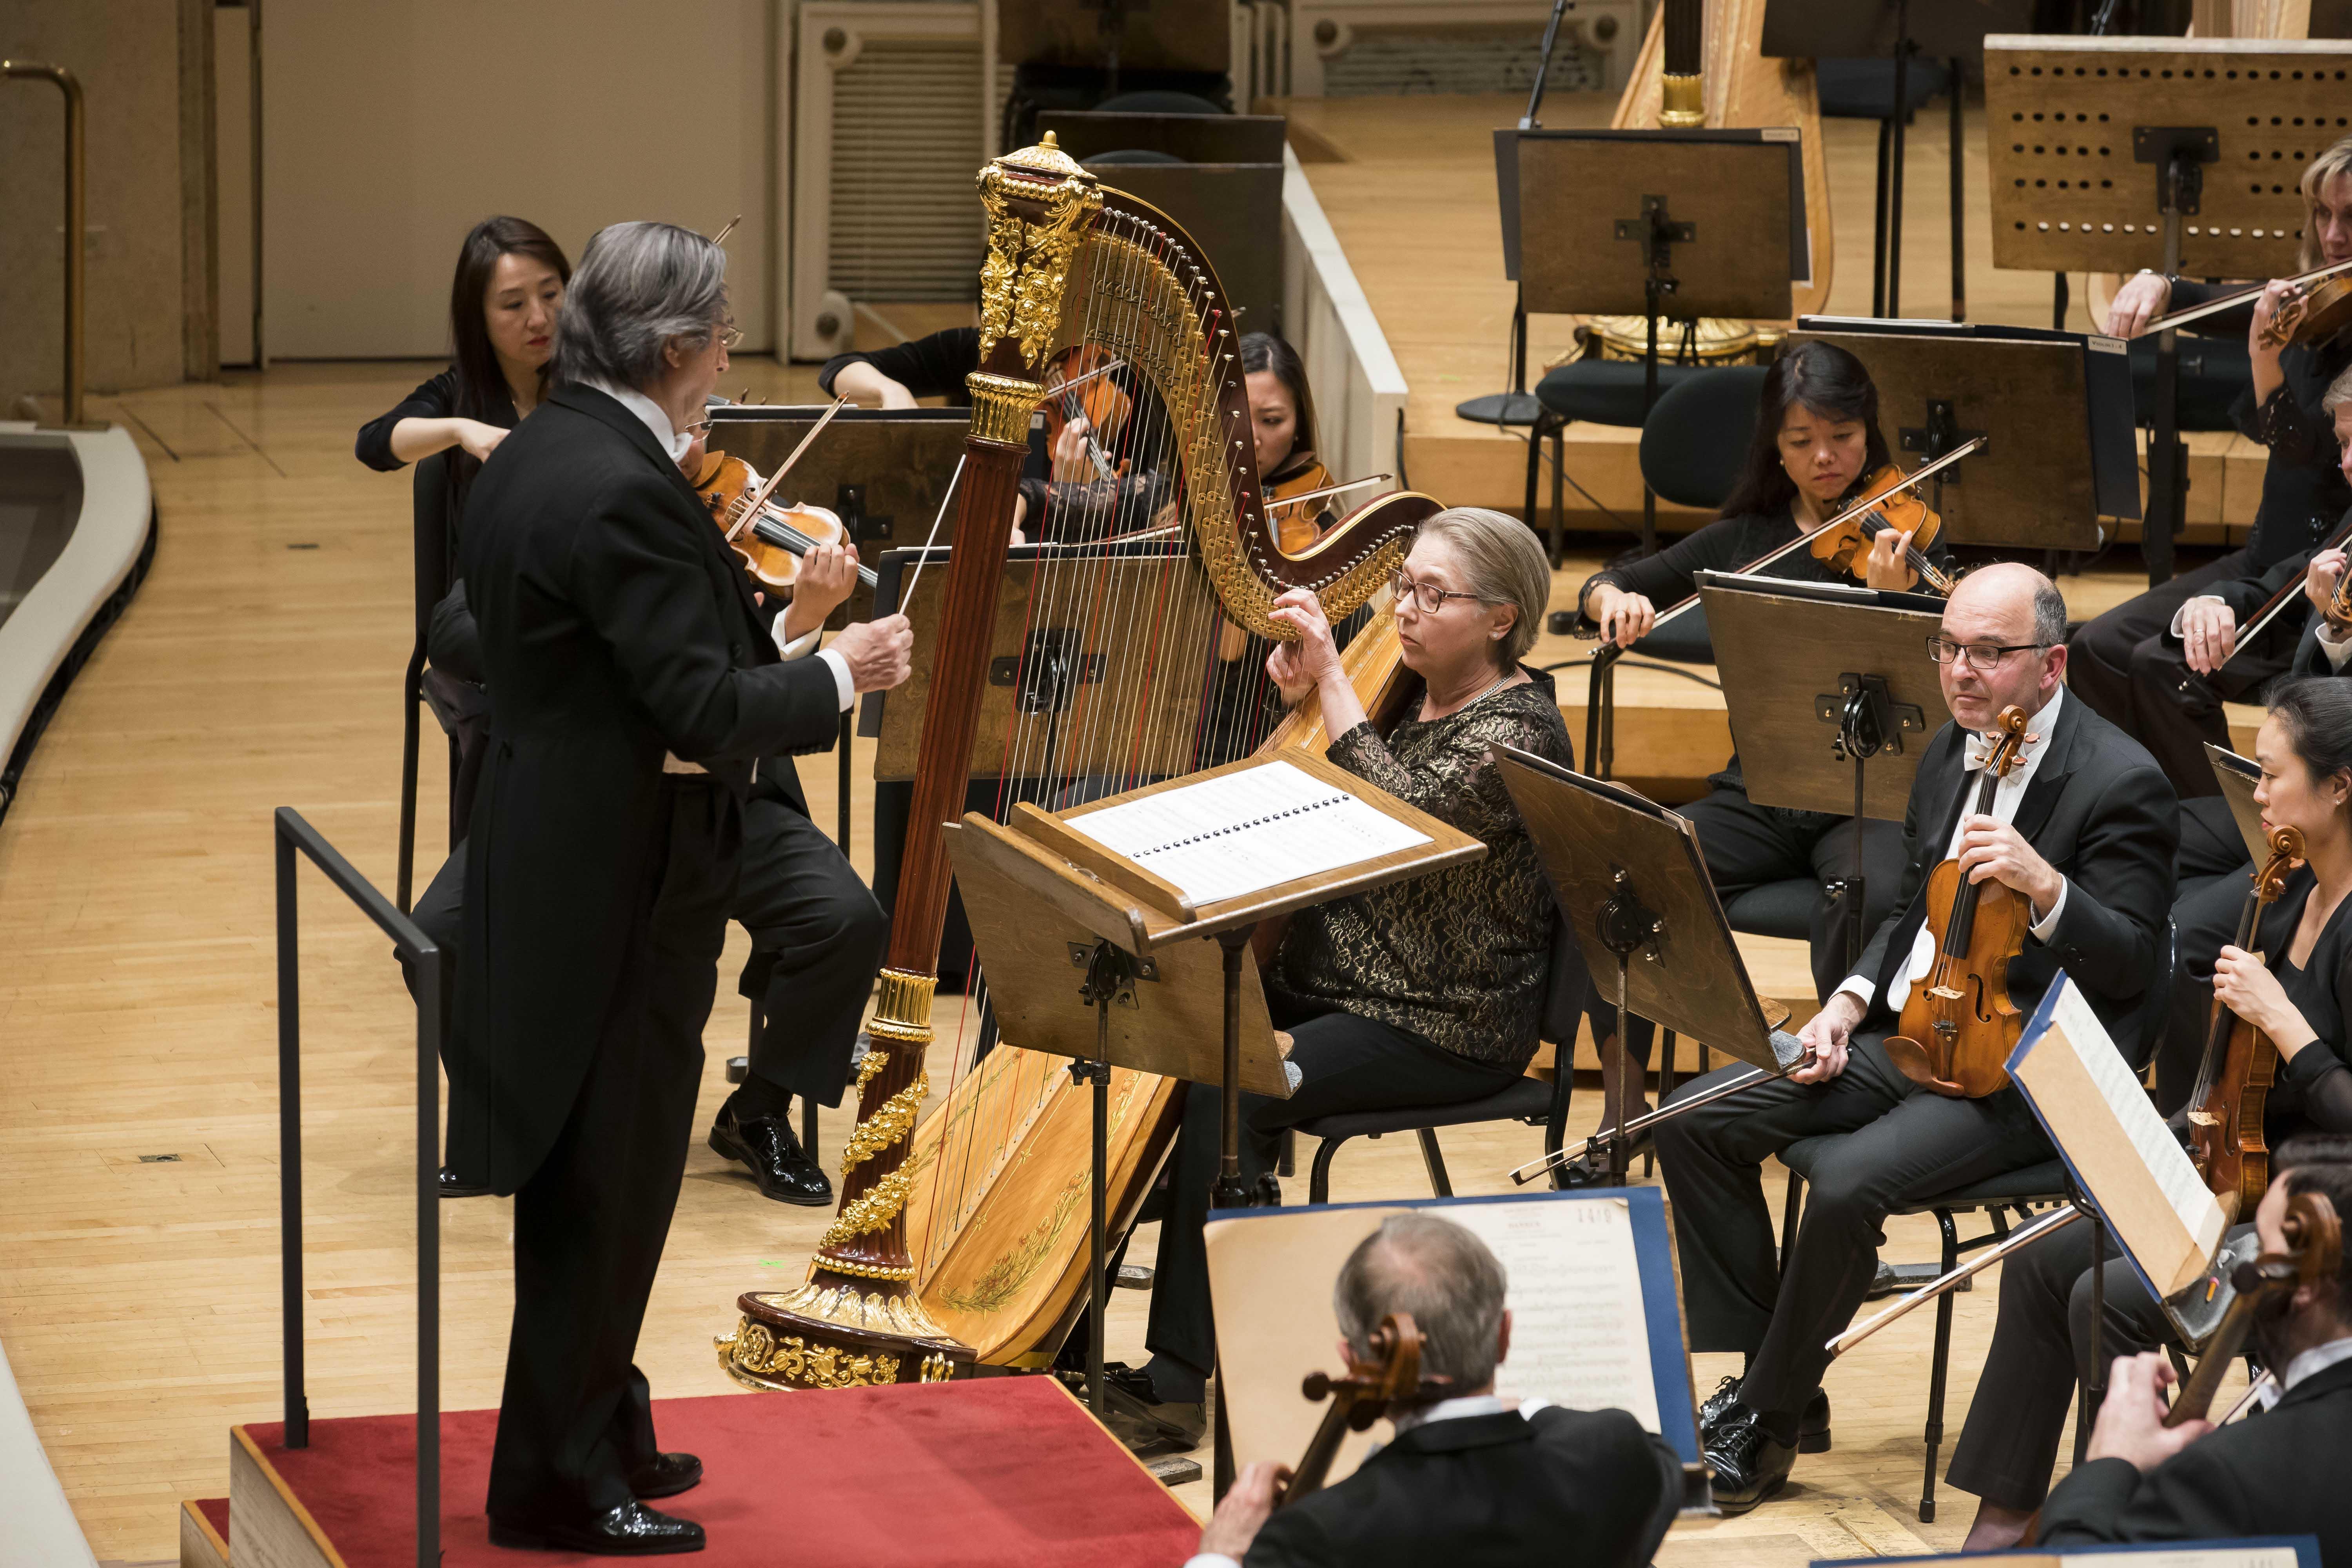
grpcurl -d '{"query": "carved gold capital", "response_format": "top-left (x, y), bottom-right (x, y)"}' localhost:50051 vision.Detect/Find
top-left (965, 372), bottom-right (1045, 449)
top-left (867, 967), bottom-right (937, 1047)
top-left (976, 133), bottom-right (1100, 371)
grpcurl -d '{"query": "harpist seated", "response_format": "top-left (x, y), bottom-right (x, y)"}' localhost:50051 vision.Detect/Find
top-left (1119, 506), bottom-right (1577, 1435)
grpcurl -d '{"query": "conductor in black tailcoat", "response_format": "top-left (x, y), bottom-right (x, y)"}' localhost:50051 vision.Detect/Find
top-left (448, 220), bottom-right (911, 1555)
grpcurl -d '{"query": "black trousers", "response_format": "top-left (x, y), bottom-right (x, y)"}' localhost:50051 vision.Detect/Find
top-left (408, 795), bottom-right (882, 1111)
top-left (488, 778), bottom-right (734, 1525)
top-left (1653, 1033), bottom-right (2054, 1417)
top-left (1145, 1002), bottom-right (1521, 1376)
top-left (2066, 549), bottom-right (2293, 801)
top-left (1944, 1218), bottom-right (2255, 1511)
top-left (1590, 786), bottom-right (1906, 1065)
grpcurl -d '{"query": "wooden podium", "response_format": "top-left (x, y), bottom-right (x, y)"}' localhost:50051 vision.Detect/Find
top-left (942, 746), bottom-right (1485, 1475)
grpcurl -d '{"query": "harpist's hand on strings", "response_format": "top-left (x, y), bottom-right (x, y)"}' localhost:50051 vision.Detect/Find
top-left (1266, 586), bottom-right (1343, 705)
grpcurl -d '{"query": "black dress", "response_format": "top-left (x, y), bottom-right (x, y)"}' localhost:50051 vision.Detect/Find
top-left (1945, 864), bottom-right (2352, 1513)
top-left (1577, 505), bottom-right (1951, 1047)
top-left (354, 368), bottom-right (520, 521)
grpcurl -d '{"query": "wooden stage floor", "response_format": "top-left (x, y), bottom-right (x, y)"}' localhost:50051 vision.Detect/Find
top-left (0, 97), bottom-right (2251, 1565)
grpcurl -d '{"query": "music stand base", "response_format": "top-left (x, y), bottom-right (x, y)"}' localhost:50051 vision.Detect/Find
top-left (1455, 391), bottom-right (1545, 427)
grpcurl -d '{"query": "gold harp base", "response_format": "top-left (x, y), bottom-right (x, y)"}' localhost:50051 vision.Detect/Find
top-left (717, 1298), bottom-right (969, 1390)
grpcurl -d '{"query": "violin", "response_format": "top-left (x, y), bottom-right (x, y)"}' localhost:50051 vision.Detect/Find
top-left (1267, 456), bottom-right (1339, 554)
top-left (1809, 464), bottom-right (1957, 595)
top-left (694, 449), bottom-right (876, 595)
top-left (2256, 264), bottom-right (2352, 351)
top-left (1884, 704), bottom-right (2037, 1099)
top-left (2164, 1188), bottom-right (2342, 1427)
top-left (2186, 823), bottom-right (2306, 1217)
top-left (1043, 345), bottom-right (1132, 483)
top-left (1278, 1314), bottom-right (1450, 1507)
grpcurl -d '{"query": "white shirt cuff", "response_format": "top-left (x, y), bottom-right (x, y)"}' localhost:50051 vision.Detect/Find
top-left (2167, 595), bottom-right (2227, 639)
top-left (2029, 875), bottom-right (2070, 942)
top-left (2318, 620), bottom-right (2352, 670)
top-left (1833, 977), bottom-right (1876, 1014)
top-left (773, 613), bottom-right (855, 711)
top-left (1185, 1557), bottom-right (1243, 1568)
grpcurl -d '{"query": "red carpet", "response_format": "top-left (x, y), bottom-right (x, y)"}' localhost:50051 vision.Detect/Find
top-left (234, 1378), bottom-right (1199, 1566)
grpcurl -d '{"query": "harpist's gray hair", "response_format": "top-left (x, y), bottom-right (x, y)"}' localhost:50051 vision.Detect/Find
top-left (550, 221), bottom-right (728, 392)
top-left (1334, 1213), bottom-right (1507, 1409)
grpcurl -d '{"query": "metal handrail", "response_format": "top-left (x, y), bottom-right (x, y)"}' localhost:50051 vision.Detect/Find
top-left (275, 807), bottom-right (441, 1568)
top-left (2, 61), bottom-right (87, 428)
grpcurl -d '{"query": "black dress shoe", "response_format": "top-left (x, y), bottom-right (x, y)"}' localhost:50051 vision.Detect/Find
top-left (488, 1500), bottom-right (704, 1555)
top-left (1697, 1377), bottom-right (1831, 1454)
top-left (707, 1108), bottom-right (831, 1205)
top-left (438, 1165), bottom-right (489, 1200)
top-left (1704, 1406), bottom-right (1797, 1515)
top-left (629, 1451), bottom-right (702, 1499)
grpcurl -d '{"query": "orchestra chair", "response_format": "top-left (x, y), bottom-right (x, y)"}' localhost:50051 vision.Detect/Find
top-left (1774, 916), bottom-right (2175, 1524)
top-left (396, 454), bottom-right (461, 915)
top-left (1291, 917), bottom-right (1592, 1203)
top-left (2128, 334), bottom-right (2251, 433)
top-left (1525, 359), bottom-right (1711, 565)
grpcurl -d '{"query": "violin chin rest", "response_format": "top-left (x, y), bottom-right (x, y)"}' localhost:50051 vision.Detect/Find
top-left (1882, 1035), bottom-right (1967, 1098)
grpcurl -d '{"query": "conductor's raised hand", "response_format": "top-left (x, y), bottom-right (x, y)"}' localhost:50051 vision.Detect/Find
top-left (1791, 992), bottom-right (1863, 1083)
top-left (830, 612), bottom-right (913, 694)
top-left (2103, 271), bottom-right (2173, 339)
top-left (1265, 586), bottom-right (1343, 703)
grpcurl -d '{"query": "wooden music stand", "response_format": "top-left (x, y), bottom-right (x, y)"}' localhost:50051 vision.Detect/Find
top-left (1498, 127), bottom-right (1804, 554)
top-left (1984, 33), bottom-right (2352, 582)
top-left (941, 748), bottom-right (1484, 1443)
top-left (1700, 573), bottom-right (1947, 969)
top-left (1493, 743), bottom-right (1798, 1186)
top-left (1787, 318), bottom-right (2137, 551)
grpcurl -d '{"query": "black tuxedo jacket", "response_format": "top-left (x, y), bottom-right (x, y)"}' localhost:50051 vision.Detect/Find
top-left (448, 385), bottom-right (841, 1191)
top-left (1242, 1407), bottom-right (1682, 1568)
top-left (1851, 693), bottom-right (2178, 1067)
top-left (2037, 1357), bottom-right (2352, 1555)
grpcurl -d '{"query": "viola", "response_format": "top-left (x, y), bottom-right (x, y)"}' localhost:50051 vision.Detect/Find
top-left (2186, 823), bottom-right (2306, 1218)
top-left (1808, 463), bottom-right (1956, 595)
top-left (694, 449), bottom-right (875, 595)
top-left (1277, 1314), bottom-right (1450, 1507)
top-left (1884, 704), bottom-right (2037, 1098)
top-left (2164, 1188), bottom-right (2341, 1427)
top-left (1042, 345), bottom-right (1132, 483)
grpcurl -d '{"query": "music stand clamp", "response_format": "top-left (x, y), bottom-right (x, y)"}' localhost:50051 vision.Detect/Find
top-left (1588, 868), bottom-right (1667, 1186)
top-left (1815, 674), bottom-right (1925, 971)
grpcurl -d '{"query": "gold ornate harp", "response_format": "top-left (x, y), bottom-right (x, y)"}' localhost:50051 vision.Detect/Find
top-left (719, 134), bottom-right (1439, 1386)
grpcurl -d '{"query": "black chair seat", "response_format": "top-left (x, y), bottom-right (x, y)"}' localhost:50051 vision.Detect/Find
top-left (1784, 1136), bottom-right (2069, 1211)
top-left (1293, 1077), bottom-right (1556, 1144)
top-left (2129, 335), bottom-right (2251, 433)
top-left (1815, 58), bottom-right (1950, 121)
top-left (1535, 360), bottom-right (1713, 428)
top-left (1724, 878), bottom-right (1817, 942)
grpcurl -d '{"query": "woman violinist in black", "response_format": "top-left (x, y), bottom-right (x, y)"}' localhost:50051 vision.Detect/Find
top-left (1574, 340), bottom-right (1951, 1073)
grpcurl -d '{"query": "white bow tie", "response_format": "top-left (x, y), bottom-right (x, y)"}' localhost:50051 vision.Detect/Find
top-left (1965, 731), bottom-right (2039, 772)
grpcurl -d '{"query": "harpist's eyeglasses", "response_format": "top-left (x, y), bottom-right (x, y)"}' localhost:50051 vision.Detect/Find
top-left (1390, 570), bottom-right (1483, 615)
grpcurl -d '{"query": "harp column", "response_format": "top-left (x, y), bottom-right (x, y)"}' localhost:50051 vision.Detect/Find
top-left (717, 136), bottom-right (1099, 1390)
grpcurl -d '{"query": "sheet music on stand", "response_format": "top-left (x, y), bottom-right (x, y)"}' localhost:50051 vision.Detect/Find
top-left (2206, 744), bottom-right (2269, 868)
top-left (1809, 1534), bottom-right (2322, 1566)
top-left (1204, 1185), bottom-right (1710, 1513)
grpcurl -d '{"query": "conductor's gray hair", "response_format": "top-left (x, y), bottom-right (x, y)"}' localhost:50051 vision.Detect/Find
top-left (551, 221), bottom-right (729, 392)
top-left (1412, 506), bottom-right (1552, 666)
top-left (1332, 1214), bottom-right (1507, 1409)
top-left (2323, 362), bottom-right (2352, 416)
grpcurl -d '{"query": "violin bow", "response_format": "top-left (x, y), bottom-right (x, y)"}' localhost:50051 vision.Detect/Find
top-left (726, 397), bottom-right (848, 543)
top-left (2138, 255), bottom-right (2352, 337)
top-left (1266, 474), bottom-right (1393, 516)
top-left (710, 213), bottom-right (743, 247)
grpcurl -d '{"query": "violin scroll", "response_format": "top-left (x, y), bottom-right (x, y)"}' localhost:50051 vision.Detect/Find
top-left (2254, 823), bottom-right (2307, 906)
top-left (1279, 1314), bottom-right (1448, 1506)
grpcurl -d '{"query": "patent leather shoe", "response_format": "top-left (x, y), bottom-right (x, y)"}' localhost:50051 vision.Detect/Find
top-left (708, 1107), bottom-right (831, 1206)
top-left (1703, 1406), bottom-right (1797, 1515)
top-left (487, 1500), bottom-right (704, 1555)
top-left (438, 1165), bottom-right (488, 1200)
top-left (1697, 1376), bottom-right (1831, 1453)
top-left (628, 1451), bottom-right (702, 1500)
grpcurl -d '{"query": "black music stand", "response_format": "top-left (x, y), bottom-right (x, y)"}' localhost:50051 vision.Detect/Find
top-left (1699, 574), bottom-right (1947, 970)
top-left (1497, 128), bottom-right (1803, 554)
top-left (1760, 1), bottom-right (2031, 319)
top-left (1984, 33), bottom-right (2352, 584)
top-left (1000, 0), bottom-right (1232, 145)
top-left (1036, 110), bottom-right (1285, 164)
top-left (1788, 318), bottom-right (2138, 552)
top-left (1493, 744), bottom-right (1797, 1186)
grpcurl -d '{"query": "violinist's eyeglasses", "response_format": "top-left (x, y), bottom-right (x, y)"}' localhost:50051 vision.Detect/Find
top-left (1390, 570), bottom-right (1485, 615)
top-left (716, 326), bottom-right (745, 352)
top-left (1924, 636), bottom-right (2050, 671)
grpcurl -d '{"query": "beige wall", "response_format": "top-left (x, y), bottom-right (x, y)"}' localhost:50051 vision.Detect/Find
top-left (260, 0), bottom-right (779, 360)
top-left (0, 0), bottom-right (212, 410)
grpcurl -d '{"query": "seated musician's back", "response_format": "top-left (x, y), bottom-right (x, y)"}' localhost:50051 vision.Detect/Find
top-left (1191, 1215), bottom-right (1681, 1568)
